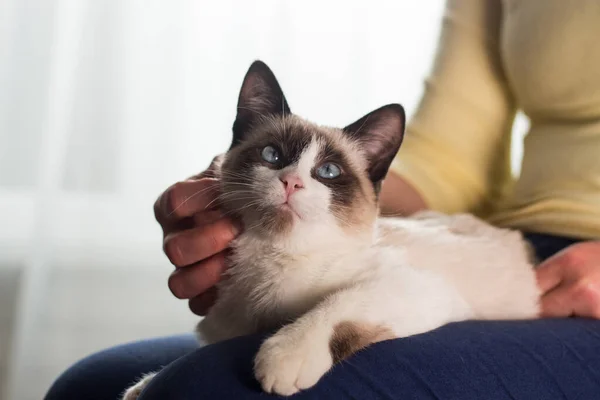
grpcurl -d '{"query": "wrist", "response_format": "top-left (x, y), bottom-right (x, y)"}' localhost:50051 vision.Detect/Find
top-left (379, 172), bottom-right (428, 217)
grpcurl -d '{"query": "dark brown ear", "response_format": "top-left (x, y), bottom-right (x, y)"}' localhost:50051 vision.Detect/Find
top-left (343, 104), bottom-right (405, 183)
top-left (231, 60), bottom-right (290, 148)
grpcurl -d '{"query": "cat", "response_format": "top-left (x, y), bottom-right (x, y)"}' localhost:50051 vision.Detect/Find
top-left (122, 60), bottom-right (539, 399)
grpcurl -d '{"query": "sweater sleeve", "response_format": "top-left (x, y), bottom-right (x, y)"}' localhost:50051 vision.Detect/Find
top-left (390, 0), bottom-right (517, 215)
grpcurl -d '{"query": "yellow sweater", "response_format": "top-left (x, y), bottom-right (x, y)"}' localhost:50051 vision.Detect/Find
top-left (391, 0), bottom-right (600, 239)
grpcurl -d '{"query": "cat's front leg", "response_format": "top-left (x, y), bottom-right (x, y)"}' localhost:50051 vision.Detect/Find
top-left (253, 282), bottom-right (396, 396)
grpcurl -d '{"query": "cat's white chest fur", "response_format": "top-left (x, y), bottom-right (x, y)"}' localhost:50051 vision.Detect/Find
top-left (197, 232), bottom-right (371, 343)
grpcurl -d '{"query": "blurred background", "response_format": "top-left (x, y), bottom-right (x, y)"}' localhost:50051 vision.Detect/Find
top-left (0, 1), bottom-right (528, 399)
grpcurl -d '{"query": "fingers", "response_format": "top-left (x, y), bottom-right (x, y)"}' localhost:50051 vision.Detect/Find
top-left (540, 284), bottom-right (573, 318)
top-left (537, 249), bottom-right (582, 317)
top-left (163, 218), bottom-right (240, 267)
top-left (168, 252), bottom-right (227, 299)
top-left (573, 278), bottom-right (600, 318)
top-left (536, 252), bottom-right (569, 293)
top-left (536, 244), bottom-right (600, 318)
top-left (189, 287), bottom-right (219, 316)
top-left (157, 165), bottom-right (230, 314)
top-left (541, 279), bottom-right (600, 318)
top-left (154, 178), bottom-right (220, 226)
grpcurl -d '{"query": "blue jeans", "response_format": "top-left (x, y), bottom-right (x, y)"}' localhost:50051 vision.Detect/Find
top-left (45, 233), bottom-right (600, 399)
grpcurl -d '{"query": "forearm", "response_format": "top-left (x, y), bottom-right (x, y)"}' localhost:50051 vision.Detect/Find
top-left (379, 172), bottom-right (428, 217)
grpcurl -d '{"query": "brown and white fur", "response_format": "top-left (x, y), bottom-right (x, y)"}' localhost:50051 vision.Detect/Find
top-left (123, 61), bottom-right (539, 399)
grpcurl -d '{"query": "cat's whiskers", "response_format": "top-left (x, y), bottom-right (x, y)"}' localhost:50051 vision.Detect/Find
top-left (166, 183), bottom-right (220, 217)
top-left (219, 175), bottom-right (250, 183)
top-left (219, 173), bottom-right (256, 183)
top-left (203, 197), bottom-right (220, 211)
top-left (207, 190), bottom-right (258, 210)
top-left (243, 219), bottom-right (267, 233)
top-left (221, 200), bottom-right (264, 217)
top-left (214, 193), bottom-right (255, 202)
top-left (219, 169), bottom-right (250, 178)
top-left (217, 188), bottom-right (255, 195)
top-left (223, 183), bottom-right (255, 189)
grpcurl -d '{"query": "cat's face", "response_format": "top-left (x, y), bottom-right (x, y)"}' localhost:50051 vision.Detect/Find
top-left (221, 116), bottom-right (377, 238)
top-left (219, 61), bottom-right (405, 244)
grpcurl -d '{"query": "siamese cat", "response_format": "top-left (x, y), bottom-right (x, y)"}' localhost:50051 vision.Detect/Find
top-left (123, 61), bottom-right (538, 399)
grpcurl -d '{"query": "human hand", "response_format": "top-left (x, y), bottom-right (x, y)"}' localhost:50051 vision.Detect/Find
top-left (154, 157), bottom-right (241, 316)
top-left (536, 241), bottom-right (600, 319)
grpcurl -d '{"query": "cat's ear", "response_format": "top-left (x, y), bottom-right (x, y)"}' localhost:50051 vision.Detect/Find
top-left (231, 60), bottom-right (290, 147)
top-left (343, 104), bottom-right (405, 183)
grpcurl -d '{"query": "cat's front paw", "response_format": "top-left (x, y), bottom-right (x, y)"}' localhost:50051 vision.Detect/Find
top-left (121, 372), bottom-right (156, 400)
top-left (121, 384), bottom-right (144, 400)
top-left (254, 329), bottom-right (333, 396)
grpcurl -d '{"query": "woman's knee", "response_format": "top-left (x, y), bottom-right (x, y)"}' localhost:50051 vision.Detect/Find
top-left (140, 334), bottom-right (266, 399)
top-left (45, 335), bottom-right (197, 400)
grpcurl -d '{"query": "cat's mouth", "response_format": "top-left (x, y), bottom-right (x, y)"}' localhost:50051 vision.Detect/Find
top-left (278, 203), bottom-right (302, 220)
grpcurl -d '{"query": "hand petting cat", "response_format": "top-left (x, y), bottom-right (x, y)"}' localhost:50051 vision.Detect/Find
top-left (537, 241), bottom-right (600, 319)
top-left (153, 157), bottom-right (238, 316)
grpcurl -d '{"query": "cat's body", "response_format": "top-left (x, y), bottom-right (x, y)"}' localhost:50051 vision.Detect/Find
top-left (201, 212), bottom-right (538, 346)
top-left (123, 62), bottom-right (539, 399)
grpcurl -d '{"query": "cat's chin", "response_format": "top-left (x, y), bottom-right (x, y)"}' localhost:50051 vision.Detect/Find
top-left (242, 205), bottom-right (298, 236)
top-left (278, 203), bottom-right (302, 220)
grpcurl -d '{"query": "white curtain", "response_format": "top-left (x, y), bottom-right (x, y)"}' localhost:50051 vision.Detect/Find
top-left (0, 1), bottom-right (446, 398)
top-left (0, 0), bottom-right (446, 260)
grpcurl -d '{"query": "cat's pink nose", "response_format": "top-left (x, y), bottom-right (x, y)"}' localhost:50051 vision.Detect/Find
top-left (280, 174), bottom-right (304, 198)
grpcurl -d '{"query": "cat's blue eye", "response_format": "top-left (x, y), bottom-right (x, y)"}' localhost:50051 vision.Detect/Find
top-left (316, 162), bottom-right (342, 179)
top-left (261, 145), bottom-right (280, 164)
